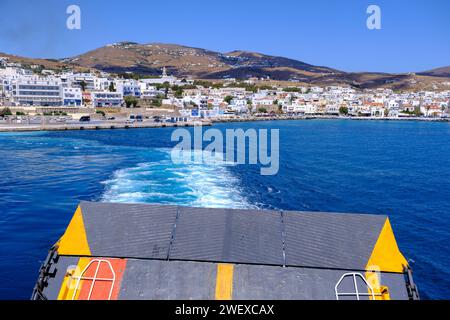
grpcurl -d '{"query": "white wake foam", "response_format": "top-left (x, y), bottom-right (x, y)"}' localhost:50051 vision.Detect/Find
top-left (101, 149), bottom-right (254, 209)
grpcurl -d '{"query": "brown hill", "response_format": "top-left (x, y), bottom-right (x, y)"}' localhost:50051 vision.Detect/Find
top-left (63, 42), bottom-right (450, 90)
top-left (418, 66), bottom-right (450, 78)
top-left (62, 42), bottom-right (231, 77)
top-left (0, 52), bottom-right (88, 73)
top-left (2, 42), bottom-right (449, 91)
top-left (63, 42), bottom-right (339, 79)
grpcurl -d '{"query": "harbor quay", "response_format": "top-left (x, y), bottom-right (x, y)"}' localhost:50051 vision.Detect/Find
top-left (1, 112), bottom-right (448, 133)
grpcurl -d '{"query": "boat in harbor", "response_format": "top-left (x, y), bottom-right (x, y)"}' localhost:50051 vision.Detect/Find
top-left (32, 201), bottom-right (419, 300)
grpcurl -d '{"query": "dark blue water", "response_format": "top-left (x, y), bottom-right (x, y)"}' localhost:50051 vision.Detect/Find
top-left (0, 120), bottom-right (449, 299)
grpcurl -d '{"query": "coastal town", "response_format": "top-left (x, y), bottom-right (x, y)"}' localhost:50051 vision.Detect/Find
top-left (3, 0), bottom-right (450, 304)
top-left (1, 55), bottom-right (449, 131)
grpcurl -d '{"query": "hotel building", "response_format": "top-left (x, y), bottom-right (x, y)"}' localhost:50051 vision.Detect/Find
top-left (91, 91), bottom-right (123, 107)
top-left (63, 88), bottom-right (83, 107)
top-left (11, 77), bottom-right (62, 106)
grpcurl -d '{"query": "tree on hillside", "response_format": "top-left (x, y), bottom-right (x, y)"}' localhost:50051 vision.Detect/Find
top-left (154, 82), bottom-right (171, 91)
top-left (258, 85), bottom-right (274, 91)
top-left (224, 96), bottom-right (233, 104)
top-left (164, 87), bottom-right (169, 99)
top-left (212, 82), bottom-right (223, 89)
top-left (174, 88), bottom-right (183, 98)
top-left (124, 96), bottom-right (139, 108)
top-left (79, 80), bottom-right (87, 92)
top-left (151, 98), bottom-right (162, 107)
top-left (339, 106), bottom-right (348, 115)
top-left (109, 82), bottom-right (115, 92)
top-left (118, 73), bottom-right (140, 80)
top-left (0, 107), bottom-right (12, 116)
top-left (283, 87), bottom-right (300, 92)
top-left (258, 107), bottom-right (268, 113)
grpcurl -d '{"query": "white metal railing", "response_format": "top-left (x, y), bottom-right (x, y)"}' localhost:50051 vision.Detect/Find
top-left (335, 272), bottom-right (383, 301)
top-left (71, 259), bottom-right (116, 300)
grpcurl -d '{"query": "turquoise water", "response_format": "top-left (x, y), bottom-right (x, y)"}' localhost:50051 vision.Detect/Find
top-left (0, 120), bottom-right (449, 299)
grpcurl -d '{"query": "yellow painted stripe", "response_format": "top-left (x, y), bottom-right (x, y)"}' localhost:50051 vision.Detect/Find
top-left (57, 206), bottom-right (91, 256)
top-left (366, 218), bottom-right (408, 273)
top-left (365, 218), bottom-right (407, 300)
top-left (57, 257), bottom-right (91, 300)
top-left (365, 269), bottom-right (391, 300)
top-left (215, 264), bottom-right (234, 300)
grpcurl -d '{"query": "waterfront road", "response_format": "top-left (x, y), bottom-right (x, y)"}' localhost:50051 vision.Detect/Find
top-left (0, 119), bottom-right (211, 132)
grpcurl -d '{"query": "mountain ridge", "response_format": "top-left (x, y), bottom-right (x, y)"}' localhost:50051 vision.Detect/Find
top-left (1, 42), bottom-right (449, 91)
top-left (418, 66), bottom-right (450, 78)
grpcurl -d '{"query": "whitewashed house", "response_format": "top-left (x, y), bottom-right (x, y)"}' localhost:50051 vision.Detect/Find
top-left (91, 91), bottom-right (123, 107)
top-left (63, 88), bottom-right (82, 106)
top-left (325, 104), bottom-right (339, 115)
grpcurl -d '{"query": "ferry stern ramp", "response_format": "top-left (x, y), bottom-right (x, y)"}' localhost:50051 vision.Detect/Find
top-left (32, 201), bottom-right (420, 300)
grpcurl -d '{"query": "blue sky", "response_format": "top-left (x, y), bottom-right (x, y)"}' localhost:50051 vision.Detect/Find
top-left (0, 0), bottom-right (448, 73)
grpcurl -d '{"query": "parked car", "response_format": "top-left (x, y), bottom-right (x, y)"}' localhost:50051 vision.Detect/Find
top-left (135, 115), bottom-right (143, 122)
top-left (127, 115), bottom-right (136, 123)
top-left (79, 116), bottom-right (91, 122)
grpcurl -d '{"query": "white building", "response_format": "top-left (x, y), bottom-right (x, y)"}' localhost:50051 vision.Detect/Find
top-left (388, 108), bottom-right (399, 117)
top-left (94, 77), bottom-right (111, 91)
top-left (387, 100), bottom-right (400, 110)
top-left (140, 67), bottom-right (178, 86)
top-left (252, 97), bottom-right (274, 106)
top-left (91, 92), bottom-right (123, 108)
top-left (190, 106), bottom-right (224, 118)
top-left (0, 57), bottom-right (7, 67)
top-left (63, 88), bottom-right (83, 107)
top-left (229, 98), bottom-right (248, 113)
top-left (141, 87), bottom-right (161, 99)
top-left (115, 79), bottom-right (141, 97)
top-left (284, 103), bottom-right (305, 114)
top-left (66, 73), bottom-right (96, 91)
top-left (11, 76), bottom-right (62, 106)
top-left (370, 106), bottom-right (384, 117)
top-left (304, 104), bottom-right (317, 115)
top-left (0, 78), bottom-right (12, 96)
top-left (325, 104), bottom-right (339, 115)
top-left (183, 95), bottom-right (209, 109)
top-left (0, 67), bottom-right (32, 77)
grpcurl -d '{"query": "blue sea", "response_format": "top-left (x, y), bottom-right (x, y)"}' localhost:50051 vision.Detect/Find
top-left (0, 120), bottom-right (449, 300)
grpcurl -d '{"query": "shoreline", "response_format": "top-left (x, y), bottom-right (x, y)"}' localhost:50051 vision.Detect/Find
top-left (0, 116), bottom-right (448, 133)
top-left (212, 115), bottom-right (450, 124)
top-left (0, 120), bottom-right (211, 133)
